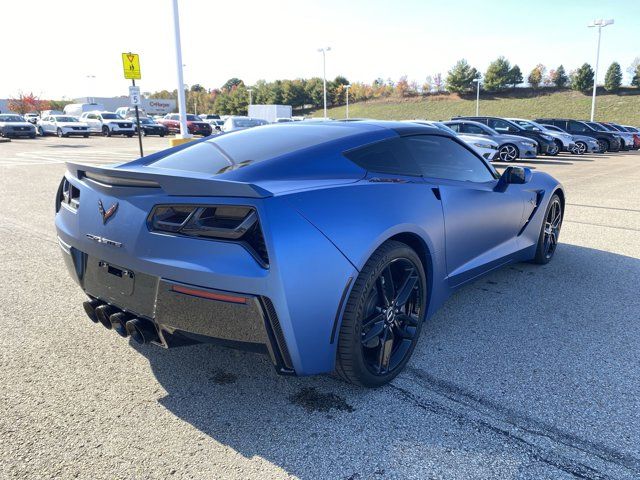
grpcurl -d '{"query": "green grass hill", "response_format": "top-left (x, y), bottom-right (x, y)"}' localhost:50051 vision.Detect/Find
top-left (310, 88), bottom-right (640, 126)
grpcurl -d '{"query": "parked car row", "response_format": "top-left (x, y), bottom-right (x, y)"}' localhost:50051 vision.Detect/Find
top-left (442, 116), bottom-right (640, 162)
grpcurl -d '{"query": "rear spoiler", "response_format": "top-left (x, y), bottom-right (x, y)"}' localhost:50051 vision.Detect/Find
top-left (65, 162), bottom-right (272, 198)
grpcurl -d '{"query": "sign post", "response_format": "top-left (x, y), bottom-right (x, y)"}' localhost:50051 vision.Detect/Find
top-left (122, 52), bottom-right (144, 157)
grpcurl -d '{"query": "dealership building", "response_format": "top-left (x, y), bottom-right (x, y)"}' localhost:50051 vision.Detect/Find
top-left (72, 97), bottom-right (176, 115)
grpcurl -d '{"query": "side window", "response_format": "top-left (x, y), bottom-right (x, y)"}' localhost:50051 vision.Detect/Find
top-left (445, 123), bottom-right (461, 133)
top-left (462, 123), bottom-right (485, 135)
top-left (487, 118), bottom-right (513, 133)
top-left (403, 135), bottom-right (496, 183)
top-left (344, 137), bottom-right (421, 176)
top-left (568, 121), bottom-right (587, 133)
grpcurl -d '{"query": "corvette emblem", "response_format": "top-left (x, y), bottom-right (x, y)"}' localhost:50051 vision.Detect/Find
top-left (98, 199), bottom-right (119, 224)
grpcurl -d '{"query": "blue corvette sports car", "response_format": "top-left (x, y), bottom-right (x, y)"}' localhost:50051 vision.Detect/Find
top-left (56, 121), bottom-right (564, 387)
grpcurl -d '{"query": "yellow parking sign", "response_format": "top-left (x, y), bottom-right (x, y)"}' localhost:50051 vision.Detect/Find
top-left (122, 52), bottom-right (141, 80)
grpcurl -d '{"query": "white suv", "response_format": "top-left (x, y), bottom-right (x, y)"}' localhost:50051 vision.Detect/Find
top-left (79, 111), bottom-right (136, 137)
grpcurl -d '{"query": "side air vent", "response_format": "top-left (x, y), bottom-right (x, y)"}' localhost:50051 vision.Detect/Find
top-left (260, 297), bottom-right (294, 372)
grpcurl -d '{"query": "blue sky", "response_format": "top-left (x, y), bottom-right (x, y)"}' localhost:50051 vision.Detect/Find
top-left (3, 0), bottom-right (639, 99)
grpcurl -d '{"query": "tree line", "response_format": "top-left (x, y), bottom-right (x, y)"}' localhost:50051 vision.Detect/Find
top-left (147, 56), bottom-right (640, 115)
top-left (445, 57), bottom-right (638, 94)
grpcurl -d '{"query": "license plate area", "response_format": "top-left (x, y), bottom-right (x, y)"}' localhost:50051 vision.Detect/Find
top-left (97, 260), bottom-right (134, 296)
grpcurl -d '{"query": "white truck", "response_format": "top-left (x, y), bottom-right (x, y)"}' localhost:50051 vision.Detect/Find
top-left (63, 103), bottom-right (106, 118)
top-left (248, 104), bottom-right (292, 123)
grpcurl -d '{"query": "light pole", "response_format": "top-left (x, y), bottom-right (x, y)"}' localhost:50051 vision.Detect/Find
top-left (247, 88), bottom-right (253, 106)
top-left (345, 84), bottom-right (351, 119)
top-left (588, 19), bottom-right (614, 121)
top-left (171, 0), bottom-right (191, 139)
top-left (85, 75), bottom-right (96, 103)
top-left (473, 78), bottom-right (481, 116)
top-left (318, 47), bottom-right (331, 119)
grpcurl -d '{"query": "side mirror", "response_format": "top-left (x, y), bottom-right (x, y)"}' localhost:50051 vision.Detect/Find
top-left (494, 166), bottom-right (532, 192)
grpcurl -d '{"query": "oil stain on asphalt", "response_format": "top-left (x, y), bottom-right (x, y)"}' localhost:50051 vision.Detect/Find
top-left (290, 387), bottom-right (355, 413)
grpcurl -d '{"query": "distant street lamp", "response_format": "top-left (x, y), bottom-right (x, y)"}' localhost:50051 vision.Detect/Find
top-left (345, 84), bottom-right (351, 119)
top-left (85, 75), bottom-right (96, 103)
top-left (317, 47), bottom-right (331, 119)
top-left (247, 88), bottom-right (253, 106)
top-left (473, 78), bottom-right (481, 116)
top-left (588, 19), bottom-right (614, 121)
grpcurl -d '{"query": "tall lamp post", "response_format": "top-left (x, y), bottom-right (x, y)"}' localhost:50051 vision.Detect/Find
top-left (171, 0), bottom-right (191, 140)
top-left (473, 78), bottom-right (481, 116)
top-left (247, 88), bottom-right (253, 106)
top-left (345, 84), bottom-right (351, 119)
top-left (588, 19), bottom-right (614, 122)
top-left (317, 47), bottom-right (331, 119)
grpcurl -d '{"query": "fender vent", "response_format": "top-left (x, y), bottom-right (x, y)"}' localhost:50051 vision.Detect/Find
top-left (260, 297), bottom-right (293, 372)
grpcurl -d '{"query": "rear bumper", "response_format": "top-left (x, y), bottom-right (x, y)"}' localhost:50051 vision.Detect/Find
top-left (55, 179), bottom-right (357, 376)
top-left (59, 239), bottom-right (295, 374)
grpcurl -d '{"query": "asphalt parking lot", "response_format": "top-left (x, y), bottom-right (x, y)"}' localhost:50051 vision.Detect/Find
top-left (1, 136), bottom-right (639, 480)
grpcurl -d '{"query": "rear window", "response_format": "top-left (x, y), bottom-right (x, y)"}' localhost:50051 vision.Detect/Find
top-left (149, 124), bottom-right (358, 174)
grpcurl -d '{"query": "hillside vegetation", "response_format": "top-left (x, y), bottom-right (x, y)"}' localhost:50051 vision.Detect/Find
top-left (310, 89), bottom-right (640, 125)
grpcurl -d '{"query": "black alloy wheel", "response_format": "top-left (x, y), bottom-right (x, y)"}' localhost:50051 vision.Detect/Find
top-left (533, 194), bottom-right (563, 264)
top-left (597, 139), bottom-right (608, 153)
top-left (336, 241), bottom-right (427, 387)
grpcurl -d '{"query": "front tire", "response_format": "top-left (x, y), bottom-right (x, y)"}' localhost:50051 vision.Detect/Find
top-left (498, 144), bottom-right (519, 162)
top-left (575, 141), bottom-right (587, 155)
top-left (548, 140), bottom-right (562, 156)
top-left (336, 241), bottom-right (427, 387)
top-left (102, 125), bottom-right (111, 137)
top-left (597, 139), bottom-right (609, 153)
top-left (57, 128), bottom-right (65, 138)
top-left (533, 194), bottom-right (563, 264)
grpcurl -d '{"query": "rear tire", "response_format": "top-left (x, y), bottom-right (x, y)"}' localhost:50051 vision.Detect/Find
top-left (336, 241), bottom-right (427, 387)
top-left (533, 194), bottom-right (563, 265)
top-left (57, 128), bottom-right (65, 138)
top-left (102, 125), bottom-right (111, 137)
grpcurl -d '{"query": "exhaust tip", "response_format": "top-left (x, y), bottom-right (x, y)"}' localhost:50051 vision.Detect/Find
top-left (109, 311), bottom-right (134, 338)
top-left (82, 299), bottom-right (102, 323)
top-left (125, 318), bottom-right (159, 345)
top-left (94, 304), bottom-right (118, 329)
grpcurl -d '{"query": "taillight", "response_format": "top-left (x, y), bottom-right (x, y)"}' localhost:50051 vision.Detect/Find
top-left (56, 177), bottom-right (80, 212)
top-left (148, 205), bottom-right (269, 267)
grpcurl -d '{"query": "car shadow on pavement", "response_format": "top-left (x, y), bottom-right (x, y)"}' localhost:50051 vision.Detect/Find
top-left (131, 244), bottom-right (640, 479)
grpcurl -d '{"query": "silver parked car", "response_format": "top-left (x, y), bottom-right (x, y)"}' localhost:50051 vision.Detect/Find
top-left (222, 116), bottom-right (269, 132)
top-left (541, 124), bottom-right (600, 154)
top-left (507, 118), bottom-right (575, 155)
top-left (444, 119), bottom-right (538, 162)
top-left (409, 120), bottom-right (499, 161)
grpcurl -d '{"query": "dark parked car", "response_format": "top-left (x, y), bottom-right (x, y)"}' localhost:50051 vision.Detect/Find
top-left (535, 118), bottom-right (621, 153)
top-left (0, 114), bottom-right (37, 138)
top-left (456, 116), bottom-right (556, 155)
top-left (131, 117), bottom-right (168, 137)
top-left (158, 114), bottom-right (212, 136)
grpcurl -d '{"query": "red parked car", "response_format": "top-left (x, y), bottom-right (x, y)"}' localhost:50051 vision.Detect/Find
top-left (157, 114), bottom-right (212, 136)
